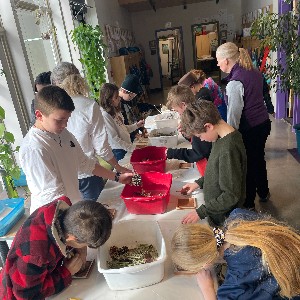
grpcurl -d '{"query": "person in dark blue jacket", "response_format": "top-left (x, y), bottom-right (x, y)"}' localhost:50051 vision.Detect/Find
top-left (172, 208), bottom-right (300, 300)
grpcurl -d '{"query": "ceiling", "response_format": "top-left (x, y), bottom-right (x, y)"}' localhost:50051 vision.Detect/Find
top-left (118, 0), bottom-right (213, 13)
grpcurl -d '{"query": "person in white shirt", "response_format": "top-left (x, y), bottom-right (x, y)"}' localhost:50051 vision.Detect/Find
top-left (99, 83), bottom-right (144, 161)
top-left (20, 86), bottom-right (133, 213)
top-left (51, 62), bottom-right (130, 201)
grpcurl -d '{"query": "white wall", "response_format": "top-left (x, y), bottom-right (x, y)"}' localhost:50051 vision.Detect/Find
top-left (0, 1), bottom-right (33, 148)
top-left (131, 0), bottom-right (242, 89)
top-left (0, 60), bottom-right (23, 164)
top-left (92, 0), bottom-right (132, 81)
top-left (241, 0), bottom-right (277, 14)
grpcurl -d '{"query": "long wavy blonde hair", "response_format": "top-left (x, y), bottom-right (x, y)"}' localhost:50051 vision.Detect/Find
top-left (172, 216), bottom-right (300, 299)
top-left (216, 42), bottom-right (253, 71)
top-left (59, 74), bottom-right (89, 97)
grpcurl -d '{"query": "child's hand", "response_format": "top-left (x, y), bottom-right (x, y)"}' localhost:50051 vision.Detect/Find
top-left (75, 247), bottom-right (87, 271)
top-left (119, 172), bottom-right (134, 184)
top-left (181, 182), bottom-right (199, 194)
top-left (181, 210), bottom-right (200, 224)
top-left (64, 253), bottom-right (84, 275)
top-left (136, 120), bottom-right (145, 128)
top-left (196, 269), bottom-right (216, 300)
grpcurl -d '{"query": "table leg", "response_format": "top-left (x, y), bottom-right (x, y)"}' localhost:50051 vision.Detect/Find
top-left (0, 241), bottom-right (9, 266)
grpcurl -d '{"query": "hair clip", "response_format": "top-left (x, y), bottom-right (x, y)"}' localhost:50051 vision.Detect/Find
top-left (213, 227), bottom-right (225, 249)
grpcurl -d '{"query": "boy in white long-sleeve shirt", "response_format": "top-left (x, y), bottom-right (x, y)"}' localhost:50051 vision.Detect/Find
top-left (20, 86), bottom-right (133, 213)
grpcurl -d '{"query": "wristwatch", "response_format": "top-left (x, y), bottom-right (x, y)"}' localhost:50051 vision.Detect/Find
top-left (114, 172), bottom-right (121, 182)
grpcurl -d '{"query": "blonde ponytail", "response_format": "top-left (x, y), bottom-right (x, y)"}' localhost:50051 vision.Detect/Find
top-left (238, 48), bottom-right (254, 70)
top-left (225, 218), bottom-right (300, 298)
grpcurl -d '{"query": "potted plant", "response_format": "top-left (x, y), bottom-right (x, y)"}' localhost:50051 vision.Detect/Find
top-left (0, 104), bottom-right (20, 198)
top-left (70, 23), bottom-right (107, 101)
top-left (251, 0), bottom-right (300, 95)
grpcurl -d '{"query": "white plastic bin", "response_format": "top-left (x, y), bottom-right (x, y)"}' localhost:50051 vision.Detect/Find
top-left (148, 127), bottom-right (178, 148)
top-left (155, 111), bottom-right (179, 129)
top-left (97, 220), bottom-right (166, 290)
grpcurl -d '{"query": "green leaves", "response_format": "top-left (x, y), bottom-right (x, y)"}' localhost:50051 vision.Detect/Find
top-left (70, 23), bottom-right (107, 101)
top-left (0, 105), bottom-right (20, 180)
top-left (0, 105), bottom-right (5, 120)
top-left (251, 1), bottom-right (300, 95)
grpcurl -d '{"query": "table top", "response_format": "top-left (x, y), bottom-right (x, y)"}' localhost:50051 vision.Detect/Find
top-left (48, 160), bottom-right (208, 300)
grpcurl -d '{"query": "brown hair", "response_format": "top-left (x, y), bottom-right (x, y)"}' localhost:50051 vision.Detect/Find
top-left (166, 85), bottom-right (196, 110)
top-left (63, 201), bottom-right (112, 248)
top-left (180, 100), bottom-right (221, 136)
top-left (190, 69), bottom-right (206, 85)
top-left (172, 215), bottom-right (300, 299)
top-left (35, 85), bottom-right (75, 116)
top-left (59, 74), bottom-right (89, 97)
top-left (216, 42), bottom-right (253, 71)
top-left (99, 83), bottom-right (120, 117)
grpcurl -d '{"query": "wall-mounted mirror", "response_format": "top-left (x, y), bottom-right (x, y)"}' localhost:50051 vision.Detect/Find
top-left (191, 21), bottom-right (220, 84)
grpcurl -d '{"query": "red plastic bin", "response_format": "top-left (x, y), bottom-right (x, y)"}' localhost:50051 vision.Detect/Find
top-left (130, 146), bottom-right (167, 174)
top-left (121, 172), bottom-right (173, 214)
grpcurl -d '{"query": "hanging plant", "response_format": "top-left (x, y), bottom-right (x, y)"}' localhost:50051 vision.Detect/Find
top-left (70, 23), bottom-right (107, 101)
top-left (251, 0), bottom-right (300, 95)
top-left (0, 105), bottom-right (21, 198)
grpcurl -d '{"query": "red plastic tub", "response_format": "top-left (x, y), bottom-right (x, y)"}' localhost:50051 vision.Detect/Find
top-left (130, 146), bottom-right (167, 174)
top-left (121, 172), bottom-right (173, 214)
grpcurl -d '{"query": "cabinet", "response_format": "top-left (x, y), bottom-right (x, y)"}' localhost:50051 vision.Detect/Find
top-left (110, 52), bottom-right (141, 87)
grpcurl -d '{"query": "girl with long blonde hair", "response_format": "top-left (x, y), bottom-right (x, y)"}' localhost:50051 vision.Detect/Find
top-left (172, 208), bottom-right (300, 300)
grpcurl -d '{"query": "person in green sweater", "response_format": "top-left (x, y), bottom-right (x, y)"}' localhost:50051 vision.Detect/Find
top-left (180, 100), bottom-right (247, 226)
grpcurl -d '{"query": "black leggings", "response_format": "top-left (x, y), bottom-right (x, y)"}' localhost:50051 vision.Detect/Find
top-left (242, 119), bottom-right (271, 208)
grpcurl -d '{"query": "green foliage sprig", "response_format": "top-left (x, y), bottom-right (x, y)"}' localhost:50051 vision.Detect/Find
top-left (251, 0), bottom-right (300, 95)
top-left (0, 105), bottom-right (20, 179)
top-left (70, 23), bottom-right (107, 101)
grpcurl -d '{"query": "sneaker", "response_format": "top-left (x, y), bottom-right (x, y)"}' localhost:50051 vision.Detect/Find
top-left (259, 192), bottom-right (271, 203)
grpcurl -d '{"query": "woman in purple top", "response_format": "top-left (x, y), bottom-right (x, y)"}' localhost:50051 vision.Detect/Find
top-left (216, 42), bottom-right (271, 210)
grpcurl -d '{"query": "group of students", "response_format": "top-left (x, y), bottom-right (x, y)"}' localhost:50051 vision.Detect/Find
top-left (166, 42), bottom-right (300, 299)
top-left (0, 42), bottom-right (299, 299)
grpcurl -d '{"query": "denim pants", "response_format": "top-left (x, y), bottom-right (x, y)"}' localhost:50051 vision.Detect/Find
top-left (79, 175), bottom-right (105, 201)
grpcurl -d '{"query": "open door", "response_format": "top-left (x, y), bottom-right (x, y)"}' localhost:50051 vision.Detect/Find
top-left (155, 27), bottom-right (185, 90)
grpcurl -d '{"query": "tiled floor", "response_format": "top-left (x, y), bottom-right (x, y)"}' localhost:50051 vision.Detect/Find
top-left (147, 91), bottom-right (300, 229)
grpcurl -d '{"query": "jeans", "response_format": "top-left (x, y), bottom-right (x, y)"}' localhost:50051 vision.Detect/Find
top-left (242, 119), bottom-right (271, 208)
top-left (79, 175), bottom-right (105, 201)
top-left (112, 149), bottom-right (127, 161)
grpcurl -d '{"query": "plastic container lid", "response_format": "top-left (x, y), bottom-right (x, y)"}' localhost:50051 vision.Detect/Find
top-left (0, 198), bottom-right (25, 236)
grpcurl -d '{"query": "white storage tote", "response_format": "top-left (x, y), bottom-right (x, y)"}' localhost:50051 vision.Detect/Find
top-left (97, 220), bottom-right (166, 290)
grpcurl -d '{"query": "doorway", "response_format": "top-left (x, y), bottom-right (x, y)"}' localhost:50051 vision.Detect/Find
top-left (191, 22), bottom-right (221, 84)
top-left (155, 27), bottom-right (185, 90)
